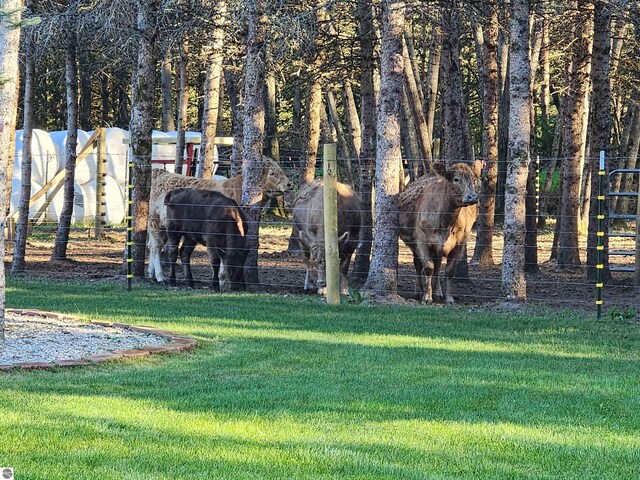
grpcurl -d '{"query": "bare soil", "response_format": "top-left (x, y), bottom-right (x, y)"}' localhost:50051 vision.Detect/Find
top-left (6, 222), bottom-right (639, 316)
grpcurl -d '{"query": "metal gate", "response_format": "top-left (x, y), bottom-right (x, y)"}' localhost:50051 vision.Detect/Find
top-left (607, 168), bottom-right (640, 284)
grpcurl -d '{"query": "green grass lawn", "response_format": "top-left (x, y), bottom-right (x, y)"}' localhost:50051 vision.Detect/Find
top-left (1, 278), bottom-right (640, 479)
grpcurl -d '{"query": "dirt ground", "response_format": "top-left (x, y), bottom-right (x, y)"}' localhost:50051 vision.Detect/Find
top-left (6, 222), bottom-right (639, 316)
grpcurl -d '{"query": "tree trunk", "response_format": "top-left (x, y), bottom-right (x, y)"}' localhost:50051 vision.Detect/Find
top-left (423, 15), bottom-right (441, 148)
top-left (342, 81), bottom-right (361, 158)
top-left (299, 79), bottom-right (322, 185)
top-left (496, 7), bottom-right (510, 216)
top-left (241, 0), bottom-right (268, 288)
top-left (558, 0), bottom-right (594, 268)
top-left (439, 3), bottom-right (467, 164)
top-left (198, 0), bottom-right (226, 179)
top-left (264, 51), bottom-right (279, 162)
top-left (401, 84), bottom-right (421, 179)
top-left (224, 66), bottom-right (243, 176)
top-left (161, 49), bottom-right (175, 131)
top-left (51, 33), bottom-right (79, 261)
top-left (364, 0), bottom-right (404, 295)
top-left (472, 0), bottom-right (499, 266)
top-left (352, 0), bottom-right (376, 284)
top-left (11, 36), bottom-right (34, 275)
top-left (0, 0), bottom-right (23, 328)
top-left (174, 33), bottom-right (189, 174)
top-left (130, 0), bottom-right (158, 277)
top-left (79, 50), bottom-right (92, 131)
top-left (502, 0), bottom-right (531, 301)
top-left (402, 36), bottom-right (432, 170)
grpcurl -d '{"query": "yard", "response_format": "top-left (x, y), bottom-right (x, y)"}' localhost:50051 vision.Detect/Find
top-left (1, 277), bottom-right (639, 479)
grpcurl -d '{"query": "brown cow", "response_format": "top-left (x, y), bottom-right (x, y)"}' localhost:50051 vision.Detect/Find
top-left (292, 179), bottom-right (363, 295)
top-left (148, 156), bottom-right (292, 283)
top-left (164, 188), bottom-right (248, 291)
top-left (399, 161), bottom-right (482, 305)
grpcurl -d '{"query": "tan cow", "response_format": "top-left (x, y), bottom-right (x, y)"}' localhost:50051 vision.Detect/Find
top-left (399, 161), bottom-right (482, 305)
top-left (292, 178), bottom-right (363, 295)
top-left (148, 156), bottom-right (292, 283)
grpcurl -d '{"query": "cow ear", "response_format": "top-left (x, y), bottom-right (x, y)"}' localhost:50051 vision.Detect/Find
top-left (433, 162), bottom-right (446, 176)
top-left (472, 159), bottom-right (484, 178)
top-left (338, 231), bottom-right (350, 243)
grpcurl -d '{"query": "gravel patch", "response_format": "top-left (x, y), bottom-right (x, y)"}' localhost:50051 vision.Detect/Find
top-left (0, 310), bottom-right (170, 366)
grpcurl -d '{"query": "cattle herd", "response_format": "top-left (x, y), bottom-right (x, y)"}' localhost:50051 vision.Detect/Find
top-left (148, 157), bottom-right (482, 304)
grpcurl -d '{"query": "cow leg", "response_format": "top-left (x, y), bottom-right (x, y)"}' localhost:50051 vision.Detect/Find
top-left (338, 251), bottom-right (353, 295)
top-left (443, 248), bottom-right (463, 305)
top-left (431, 257), bottom-right (444, 303)
top-left (207, 246), bottom-right (221, 292)
top-left (412, 255), bottom-right (425, 300)
top-left (180, 239), bottom-right (197, 289)
top-left (148, 229), bottom-right (168, 283)
top-left (165, 235), bottom-right (180, 287)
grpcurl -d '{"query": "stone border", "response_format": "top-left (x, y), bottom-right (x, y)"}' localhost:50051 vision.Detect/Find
top-left (0, 309), bottom-right (197, 372)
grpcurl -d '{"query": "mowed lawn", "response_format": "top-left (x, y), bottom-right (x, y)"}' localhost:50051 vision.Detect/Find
top-left (1, 279), bottom-right (639, 479)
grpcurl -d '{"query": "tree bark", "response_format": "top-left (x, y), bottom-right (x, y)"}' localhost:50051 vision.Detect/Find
top-left (0, 0), bottom-right (23, 328)
top-left (472, 0), bottom-right (499, 266)
top-left (587, 0), bottom-right (613, 281)
top-left (51, 31), bottom-right (79, 261)
top-left (558, 0), bottom-right (594, 268)
top-left (342, 81), bottom-right (361, 158)
top-left (130, 0), bottom-right (159, 277)
top-left (79, 49), bottom-right (91, 131)
top-left (423, 14), bottom-right (441, 148)
top-left (174, 30), bottom-right (189, 173)
top-left (224, 66), bottom-right (244, 176)
top-left (161, 49), bottom-right (175, 132)
top-left (241, 0), bottom-right (268, 288)
top-left (364, 0), bottom-right (404, 295)
top-left (401, 84), bottom-right (421, 179)
top-left (11, 35), bottom-right (34, 275)
top-left (402, 36), bottom-right (432, 170)
top-left (264, 50), bottom-right (279, 162)
top-left (502, 0), bottom-right (531, 301)
top-left (439, 2), bottom-right (468, 164)
top-left (198, 0), bottom-right (226, 179)
top-left (352, 0), bottom-right (376, 284)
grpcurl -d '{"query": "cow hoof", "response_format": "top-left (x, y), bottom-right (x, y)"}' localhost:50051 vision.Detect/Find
top-left (317, 287), bottom-right (327, 296)
top-left (445, 298), bottom-right (455, 306)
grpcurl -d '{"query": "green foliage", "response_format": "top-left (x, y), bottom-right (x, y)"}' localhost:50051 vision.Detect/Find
top-left (608, 305), bottom-right (638, 322)
top-left (3, 278), bottom-right (640, 479)
top-left (346, 286), bottom-right (362, 304)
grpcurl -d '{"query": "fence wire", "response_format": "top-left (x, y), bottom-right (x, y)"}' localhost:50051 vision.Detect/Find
top-left (5, 153), bottom-right (639, 316)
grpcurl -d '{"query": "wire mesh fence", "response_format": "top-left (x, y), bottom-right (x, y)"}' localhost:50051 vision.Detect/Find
top-left (5, 151), bottom-right (640, 316)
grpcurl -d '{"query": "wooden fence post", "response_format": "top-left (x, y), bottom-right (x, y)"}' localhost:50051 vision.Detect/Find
top-left (323, 143), bottom-right (340, 305)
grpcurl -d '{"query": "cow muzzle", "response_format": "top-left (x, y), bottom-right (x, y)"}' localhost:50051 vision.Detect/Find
top-left (463, 193), bottom-right (479, 205)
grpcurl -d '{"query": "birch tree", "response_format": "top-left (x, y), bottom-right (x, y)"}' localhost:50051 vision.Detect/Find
top-left (364, 0), bottom-right (404, 295)
top-left (502, 0), bottom-right (531, 301)
top-left (0, 0), bottom-right (23, 330)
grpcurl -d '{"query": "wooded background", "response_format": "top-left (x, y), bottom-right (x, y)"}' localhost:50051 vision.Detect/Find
top-left (1, 0), bottom-right (639, 301)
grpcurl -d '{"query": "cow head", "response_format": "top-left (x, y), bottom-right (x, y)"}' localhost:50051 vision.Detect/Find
top-left (437, 160), bottom-right (482, 207)
top-left (299, 230), bottom-right (349, 295)
top-left (261, 156), bottom-right (294, 198)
